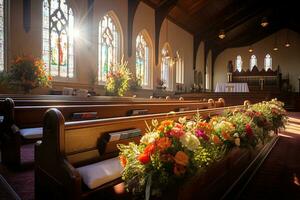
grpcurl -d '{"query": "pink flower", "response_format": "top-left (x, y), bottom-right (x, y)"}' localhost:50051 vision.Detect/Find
top-left (169, 123), bottom-right (184, 138)
top-left (195, 129), bottom-right (209, 141)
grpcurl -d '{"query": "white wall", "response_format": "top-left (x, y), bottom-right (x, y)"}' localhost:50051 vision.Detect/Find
top-left (159, 19), bottom-right (194, 91)
top-left (4, 1), bottom-right (195, 96)
top-left (214, 29), bottom-right (300, 92)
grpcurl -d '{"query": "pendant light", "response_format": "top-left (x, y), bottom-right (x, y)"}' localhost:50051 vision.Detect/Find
top-left (261, 17), bottom-right (268, 27)
top-left (218, 29), bottom-right (225, 39)
top-left (285, 30), bottom-right (291, 48)
top-left (273, 33), bottom-right (278, 51)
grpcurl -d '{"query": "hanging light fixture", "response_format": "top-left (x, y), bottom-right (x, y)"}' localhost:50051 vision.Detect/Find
top-left (248, 45), bottom-right (253, 53)
top-left (218, 29), bottom-right (225, 39)
top-left (273, 33), bottom-right (278, 51)
top-left (261, 17), bottom-right (268, 27)
top-left (285, 30), bottom-right (291, 47)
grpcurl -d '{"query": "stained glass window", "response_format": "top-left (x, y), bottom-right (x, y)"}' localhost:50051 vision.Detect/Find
top-left (42, 0), bottom-right (74, 78)
top-left (98, 13), bottom-right (121, 83)
top-left (264, 54), bottom-right (272, 70)
top-left (136, 31), bottom-right (151, 88)
top-left (161, 46), bottom-right (172, 90)
top-left (236, 55), bottom-right (242, 72)
top-left (175, 51), bottom-right (184, 84)
top-left (250, 55), bottom-right (257, 71)
top-left (0, 0), bottom-right (5, 71)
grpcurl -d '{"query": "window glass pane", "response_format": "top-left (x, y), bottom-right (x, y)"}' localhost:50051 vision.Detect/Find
top-left (264, 54), bottom-right (272, 70)
top-left (161, 47), bottom-right (171, 89)
top-left (136, 32), bottom-right (151, 87)
top-left (98, 13), bottom-right (120, 83)
top-left (236, 55), bottom-right (242, 72)
top-left (42, 0), bottom-right (74, 78)
top-left (250, 55), bottom-right (257, 71)
top-left (0, 0), bottom-right (5, 71)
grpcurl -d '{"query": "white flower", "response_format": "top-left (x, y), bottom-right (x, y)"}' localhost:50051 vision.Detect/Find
top-left (233, 133), bottom-right (239, 138)
top-left (152, 119), bottom-right (158, 127)
top-left (178, 117), bottom-right (187, 124)
top-left (234, 138), bottom-right (240, 146)
top-left (186, 121), bottom-right (196, 129)
top-left (140, 131), bottom-right (159, 145)
top-left (180, 132), bottom-right (200, 151)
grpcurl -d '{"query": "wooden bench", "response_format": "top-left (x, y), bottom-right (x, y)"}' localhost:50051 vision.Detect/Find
top-left (34, 104), bottom-right (235, 200)
top-left (0, 98), bottom-right (225, 166)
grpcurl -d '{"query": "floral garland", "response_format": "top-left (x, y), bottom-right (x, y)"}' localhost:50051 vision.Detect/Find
top-left (118, 99), bottom-right (287, 199)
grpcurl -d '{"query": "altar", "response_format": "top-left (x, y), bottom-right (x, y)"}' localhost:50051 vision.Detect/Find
top-left (215, 82), bottom-right (249, 92)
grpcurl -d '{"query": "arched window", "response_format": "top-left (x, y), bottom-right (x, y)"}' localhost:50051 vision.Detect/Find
top-left (42, 0), bottom-right (74, 78)
top-left (264, 54), bottom-right (272, 70)
top-left (136, 31), bottom-right (152, 88)
top-left (175, 51), bottom-right (184, 84)
top-left (0, 0), bottom-right (6, 71)
top-left (161, 44), bottom-right (172, 90)
top-left (236, 55), bottom-right (242, 72)
top-left (250, 55), bottom-right (257, 71)
top-left (98, 12), bottom-right (122, 83)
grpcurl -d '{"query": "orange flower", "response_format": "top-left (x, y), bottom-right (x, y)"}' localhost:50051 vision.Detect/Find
top-left (174, 151), bottom-right (189, 166)
top-left (144, 143), bottom-right (156, 155)
top-left (161, 120), bottom-right (173, 127)
top-left (221, 131), bottom-right (231, 140)
top-left (157, 125), bottom-right (165, 133)
top-left (156, 137), bottom-right (172, 151)
top-left (119, 155), bottom-right (127, 167)
top-left (138, 153), bottom-right (151, 164)
top-left (212, 135), bottom-right (221, 144)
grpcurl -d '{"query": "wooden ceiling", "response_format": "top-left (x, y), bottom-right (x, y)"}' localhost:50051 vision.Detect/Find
top-left (142, 0), bottom-right (300, 53)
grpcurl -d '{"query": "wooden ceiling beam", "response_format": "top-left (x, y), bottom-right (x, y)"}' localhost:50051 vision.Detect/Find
top-left (127, 0), bottom-right (140, 57)
top-left (154, 0), bottom-right (179, 65)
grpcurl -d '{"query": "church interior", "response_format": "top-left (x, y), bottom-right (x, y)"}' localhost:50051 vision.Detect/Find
top-left (0, 0), bottom-right (300, 199)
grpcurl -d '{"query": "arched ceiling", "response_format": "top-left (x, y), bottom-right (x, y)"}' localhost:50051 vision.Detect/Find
top-left (142, 0), bottom-right (300, 52)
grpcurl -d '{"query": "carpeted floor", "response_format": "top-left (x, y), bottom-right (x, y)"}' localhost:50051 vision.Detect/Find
top-left (1, 113), bottom-right (300, 200)
top-left (240, 112), bottom-right (300, 199)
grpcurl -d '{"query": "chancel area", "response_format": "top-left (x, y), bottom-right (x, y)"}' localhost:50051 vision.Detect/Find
top-left (0, 0), bottom-right (300, 199)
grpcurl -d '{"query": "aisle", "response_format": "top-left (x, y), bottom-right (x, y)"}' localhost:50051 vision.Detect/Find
top-left (240, 113), bottom-right (300, 199)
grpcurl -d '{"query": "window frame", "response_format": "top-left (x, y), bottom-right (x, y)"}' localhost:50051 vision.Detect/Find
top-left (135, 30), bottom-right (152, 89)
top-left (42, 0), bottom-right (76, 81)
top-left (97, 11), bottom-right (123, 85)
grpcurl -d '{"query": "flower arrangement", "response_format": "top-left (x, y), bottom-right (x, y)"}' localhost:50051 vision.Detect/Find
top-left (129, 74), bottom-right (142, 91)
top-left (8, 55), bottom-right (52, 93)
top-left (118, 99), bottom-right (287, 199)
top-left (105, 59), bottom-right (131, 96)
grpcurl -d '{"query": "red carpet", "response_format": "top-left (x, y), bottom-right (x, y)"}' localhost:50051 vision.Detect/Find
top-left (1, 113), bottom-right (300, 200)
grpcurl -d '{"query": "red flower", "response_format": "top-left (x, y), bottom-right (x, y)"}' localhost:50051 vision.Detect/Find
top-left (119, 155), bottom-right (127, 167)
top-left (138, 153), bottom-right (151, 164)
top-left (245, 124), bottom-right (253, 137)
top-left (144, 143), bottom-right (156, 155)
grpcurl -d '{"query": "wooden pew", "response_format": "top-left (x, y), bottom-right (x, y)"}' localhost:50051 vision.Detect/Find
top-left (0, 98), bottom-right (225, 166)
top-left (35, 104), bottom-right (237, 200)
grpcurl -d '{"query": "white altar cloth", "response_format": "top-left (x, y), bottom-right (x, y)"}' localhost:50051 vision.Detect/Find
top-left (215, 83), bottom-right (249, 92)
